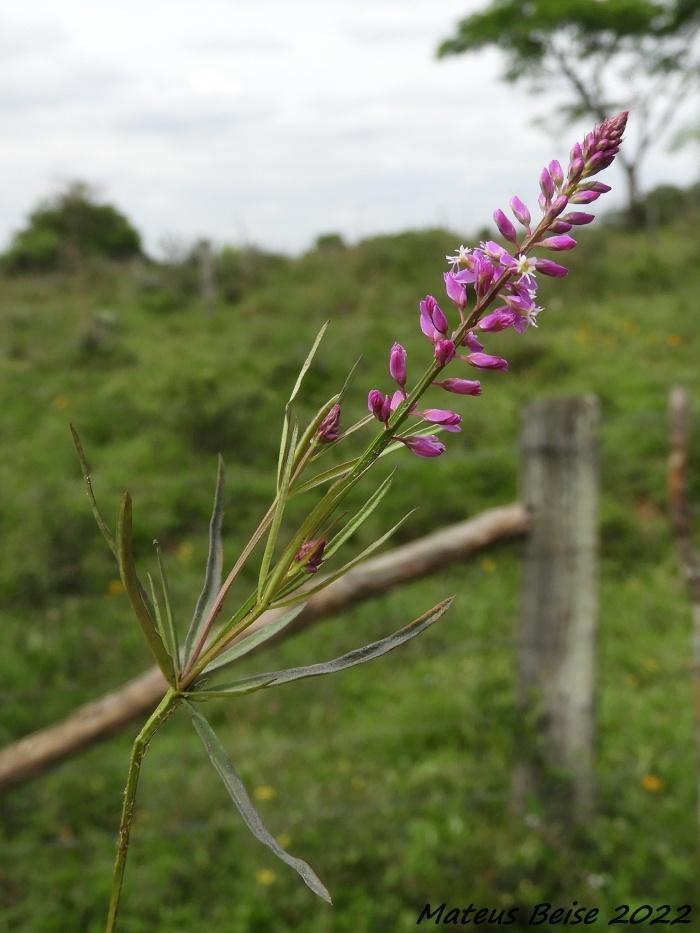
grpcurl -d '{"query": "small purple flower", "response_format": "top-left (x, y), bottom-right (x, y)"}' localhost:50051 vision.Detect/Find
top-left (317, 403), bottom-right (341, 443)
top-left (539, 235), bottom-right (577, 251)
top-left (395, 435), bottom-right (446, 458)
top-left (433, 377), bottom-right (482, 396)
top-left (562, 211), bottom-right (595, 225)
top-left (536, 259), bottom-right (569, 278)
top-left (493, 208), bottom-right (517, 243)
top-left (548, 220), bottom-right (573, 234)
top-left (464, 352), bottom-right (509, 372)
top-left (569, 189), bottom-right (602, 205)
top-left (510, 196), bottom-right (531, 228)
top-left (548, 159), bottom-right (564, 187)
top-left (444, 271), bottom-right (467, 310)
top-left (434, 338), bottom-right (456, 366)
top-left (548, 195), bottom-right (569, 218)
top-left (419, 295), bottom-right (449, 341)
top-left (368, 389), bottom-right (392, 423)
top-left (539, 167), bottom-right (554, 201)
top-left (478, 307), bottom-right (519, 333)
top-left (462, 331), bottom-right (484, 352)
top-left (389, 342), bottom-right (407, 388)
top-left (295, 538), bottom-right (326, 573)
top-left (421, 408), bottom-right (462, 432)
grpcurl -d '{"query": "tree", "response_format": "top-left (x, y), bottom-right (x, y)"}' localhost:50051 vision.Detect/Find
top-left (3, 182), bottom-right (142, 273)
top-left (437, 0), bottom-right (700, 213)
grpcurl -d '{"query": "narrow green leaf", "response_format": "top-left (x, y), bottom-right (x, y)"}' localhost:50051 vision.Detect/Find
top-left (183, 456), bottom-right (226, 662)
top-left (258, 421), bottom-right (298, 600)
top-left (190, 597), bottom-right (454, 698)
top-left (146, 571), bottom-right (166, 645)
top-left (117, 494), bottom-right (175, 684)
top-left (276, 407), bottom-right (291, 492)
top-left (203, 602), bottom-right (308, 675)
top-left (323, 471), bottom-right (395, 561)
top-left (70, 424), bottom-right (117, 561)
top-left (185, 702), bottom-right (332, 904)
top-left (292, 457), bottom-right (359, 496)
top-left (288, 320), bottom-right (329, 406)
top-left (272, 509), bottom-right (417, 610)
top-left (154, 540), bottom-right (180, 676)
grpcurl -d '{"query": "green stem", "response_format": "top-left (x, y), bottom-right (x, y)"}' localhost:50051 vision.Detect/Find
top-left (105, 687), bottom-right (181, 933)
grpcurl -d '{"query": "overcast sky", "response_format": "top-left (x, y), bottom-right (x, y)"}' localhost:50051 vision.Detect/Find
top-left (2, 1), bottom-right (697, 256)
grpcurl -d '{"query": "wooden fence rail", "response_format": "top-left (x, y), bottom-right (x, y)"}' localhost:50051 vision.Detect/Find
top-left (0, 504), bottom-right (528, 792)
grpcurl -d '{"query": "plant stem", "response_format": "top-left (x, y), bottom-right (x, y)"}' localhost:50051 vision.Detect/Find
top-left (105, 687), bottom-right (181, 933)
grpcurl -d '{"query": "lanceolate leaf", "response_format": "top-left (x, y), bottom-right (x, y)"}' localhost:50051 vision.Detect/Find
top-left (323, 470), bottom-right (395, 561)
top-left (117, 494), bottom-right (175, 684)
top-left (70, 424), bottom-right (118, 561)
top-left (154, 539), bottom-right (180, 676)
top-left (203, 602), bottom-right (308, 675)
top-left (189, 597), bottom-right (454, 698)
top-left (288, 320), bottom-right (329, 406)
top-left (185, 702), bottom-right (332, 904)
top-left (184, 456), bottom-right (226, 662)
top-left (258, 421), bottom-right (298, 600)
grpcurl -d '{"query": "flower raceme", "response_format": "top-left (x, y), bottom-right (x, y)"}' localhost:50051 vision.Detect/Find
top-left (367, 111), bottom-right (628, 458)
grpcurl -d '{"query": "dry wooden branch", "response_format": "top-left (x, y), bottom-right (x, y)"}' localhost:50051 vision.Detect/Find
top-left (0, 504), bottom-right (528, 792)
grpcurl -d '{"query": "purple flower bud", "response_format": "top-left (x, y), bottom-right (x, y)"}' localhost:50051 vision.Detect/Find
top-left (422, 408), bottom-right (462, 432)
top-left (493, 208), bottom-right (517, 243)
top-left (538, 192), bottom-right (548, 213)
top-left (548, 159), bottom-right (564, 187)
top-left (434, 338), bottom-right (456, 366)
top-left (295, 538), bottom-right (326, 573)
top-left (510, 196), bottom-right (531, 228)
top-left (481, 240), bottom-right (510, 262)
top-left (389, 342), bottom-right (407, 387)
top-left (368, 389), bottom-right (391, 423)
top-left (444, 271), bottom-right (467, 310)
top-left (570, 142), bottom-right (583, 162)
top-left (561, 211), bottom-right (595, 225)
top-left (466, 352), bottom-right (509, 371)
top-left (419, 295), bottom-right (449, 340)
top-left (539, 235), bottom-right (577, 251)
top-left (579, 181), bottom-right (611, 194)
top-left (433, 377), bottom-right (482, 396)
top-left (549, 220), bottom-right (572, 234)
top-left (317, 403), bottom-right (341, 443)
top-left (478, 307), bottom-right (519, 332)
top-left (548, 195), bottom-right (569, 218)
top-left (396, 435), bottom-right (446, 458)
top-left (539, 167), bottom-right (554, 201)
top-left (570, 189), bottom-right (601, 204)
top-left (535, 259), bottom-right (569, 278)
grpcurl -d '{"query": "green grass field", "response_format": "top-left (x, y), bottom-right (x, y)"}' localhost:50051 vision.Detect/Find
top-left (1, 204), bottom-right (699, 931)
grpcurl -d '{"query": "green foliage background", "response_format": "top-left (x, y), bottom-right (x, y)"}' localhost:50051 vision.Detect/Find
top-left (1, 189), bottom-right (699, 931)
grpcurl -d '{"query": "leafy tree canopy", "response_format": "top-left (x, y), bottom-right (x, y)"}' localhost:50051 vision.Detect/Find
top-left (3, 182), bottom-right (142, 274)
top-left (437, 0), bottom-right (700, 210)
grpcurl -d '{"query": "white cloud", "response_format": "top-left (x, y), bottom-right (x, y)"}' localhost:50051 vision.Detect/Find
top-left (0, 0), bottom-right (696, 255)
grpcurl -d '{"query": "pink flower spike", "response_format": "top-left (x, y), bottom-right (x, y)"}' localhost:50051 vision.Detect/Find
top-left (434, 338), bottom-right (456, 366)
top-left (493, 208), bottom-right (517, 243)
top-left (395, 435), bottom-right (446, 458)
top-left (510, 196), bottom-right (531, 228)
top-left (536, 258), bottom-right (568, 278)
top-left (422, 408), bottom-right (462, 432)
top-left (539, 235), bottom-right (577, 251)
top-left (389, 342), bottom-right (407, 387)
top-left (465, 352), bottom-right (508, 372)
top-left (478, 307), bottom-right (518, 333)
top-left (562, 211), bottom-right (595, 225)
top-left (434, 377), bottom-right (482, 396)
top-left (317, 403), bottom-right (341, 442)
top-left (444, 272), bottom-right (467, 310)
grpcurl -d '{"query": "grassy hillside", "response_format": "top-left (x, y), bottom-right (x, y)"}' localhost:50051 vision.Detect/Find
top-left (1, 207), bottom-right (699, 931)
